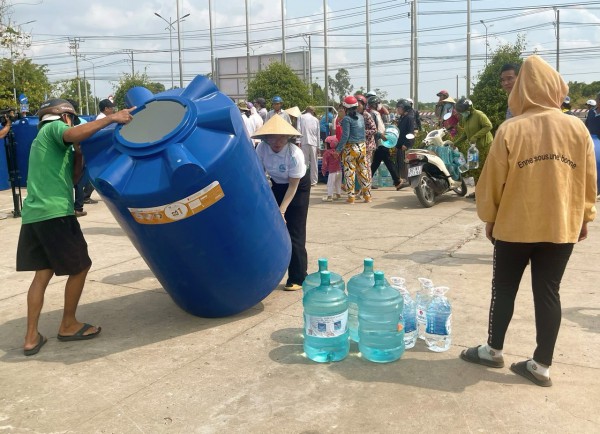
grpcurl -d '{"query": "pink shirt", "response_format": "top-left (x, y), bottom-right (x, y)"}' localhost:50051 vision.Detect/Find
top-left (321, 149), bottom-right (342, 175)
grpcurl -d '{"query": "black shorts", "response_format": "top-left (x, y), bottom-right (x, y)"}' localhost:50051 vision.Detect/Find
top-left (16, 216), bottom-right (92, 276)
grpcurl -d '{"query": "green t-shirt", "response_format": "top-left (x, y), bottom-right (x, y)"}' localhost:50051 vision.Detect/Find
top-left (21, 121), bottom-right (74, 224)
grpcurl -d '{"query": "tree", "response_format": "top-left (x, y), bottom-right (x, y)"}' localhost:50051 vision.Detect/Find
top-left (52, 78), bottom-right (95, 115)
top-left (328, 68), bottom-right (353, 103)
top-left (247, 62), bottom-right (312, 111)
top-left (112, 71), bottom-right (166, 109)
top-left (0, 58), bottom-right (52, 112)
top-left (310, 83), bottom-right (326, 108)
top-left (466, 37), bottom-right (526, 181)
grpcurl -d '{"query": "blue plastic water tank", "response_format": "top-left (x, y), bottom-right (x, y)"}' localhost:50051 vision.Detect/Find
top-left (0, 140), bottom-right (8, 190)
top-left (9, 116), bottom-right (39, 187)
top-left (81, 76), bottom-right (292, 317)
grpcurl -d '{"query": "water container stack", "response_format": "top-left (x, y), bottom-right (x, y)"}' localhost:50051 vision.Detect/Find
top-left (358, 271), bottom-right (405, 363)
top-left (390, 277), bottom-right (417, 349)
top-left (416, 277), bottom-right (434, 341)
top-left (303, 258), bottom-right (345, 295)
top-left (347, 258), bottom-right (376, 342)
top-left (303, 271), bottom-right (349, 362)
top-left (425, 287), bottom-right (452, 352)
top-left (377, 165), bottom-right (394, 187)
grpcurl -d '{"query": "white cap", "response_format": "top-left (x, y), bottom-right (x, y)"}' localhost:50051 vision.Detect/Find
top-left (587, 99), bottom-right (597, 107)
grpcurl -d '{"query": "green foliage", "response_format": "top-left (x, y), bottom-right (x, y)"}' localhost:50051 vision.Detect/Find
top-left (112, 71), bottom-right (166, 109)
top-left (328, 68), bottom-right (354, 102)
top-left (565, 80), bottom-right (600, 108)
top-left (470, 36), bottom-right (526, 181)
top-left (310, 82), bottom-right (326, 107)
top-left (52, 78), bottom-right (96, 115)
top-left (0, 58), bottom-right (52, 112)
top-left (247, 62), bottom-right (312, 111)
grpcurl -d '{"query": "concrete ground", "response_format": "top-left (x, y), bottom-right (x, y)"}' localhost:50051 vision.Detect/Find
top-left (0, 184), bottom-right (598, 433)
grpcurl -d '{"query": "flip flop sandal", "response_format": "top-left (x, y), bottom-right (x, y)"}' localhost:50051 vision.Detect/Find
top-left (460, 345), bottom-right (504, 368)
top-left (510, 360), bottom-right (552, 387)
top-left (24, 333), bottom-right (47, 356)
top-left (57, 323), bottom-right (102, 342)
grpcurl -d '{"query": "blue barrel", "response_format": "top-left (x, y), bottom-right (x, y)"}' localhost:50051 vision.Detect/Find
top-left (9, 116), bottom-right (39, 187)
top-left (82, 76), bottom-right (292, 317)
top-left (0, 137), bottom-right (8, 190)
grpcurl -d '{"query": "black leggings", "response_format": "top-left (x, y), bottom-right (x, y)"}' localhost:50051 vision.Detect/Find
top-left (487, 241), bottom-right (574, 366)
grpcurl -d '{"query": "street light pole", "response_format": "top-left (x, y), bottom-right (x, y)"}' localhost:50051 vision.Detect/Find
top-left (82, 57), bottom-right (97, 115)
top-left (480, 20), bottom-right (488, 66)
top-left (155, 9), bottom-right (190, 89)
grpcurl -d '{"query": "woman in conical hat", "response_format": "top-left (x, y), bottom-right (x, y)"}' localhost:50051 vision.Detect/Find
top-left (252, 115), bottom-right (311, 291)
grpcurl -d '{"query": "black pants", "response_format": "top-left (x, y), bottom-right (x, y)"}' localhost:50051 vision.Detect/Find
top-left (488, 241), bottom-right (574, 366)
top-left (271, 172), bottom-right (311, 285)
top-left (395, 146), bottom-right (407, 180)
top-left (371, 146), bottom-right (400, 185)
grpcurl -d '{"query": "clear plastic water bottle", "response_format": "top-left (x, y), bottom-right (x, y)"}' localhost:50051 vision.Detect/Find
top-left (302, 258), bottom-right (345, 295)
top-left (390, 277), bottom-right (417, 350)
top-left (425, 286), bottom-right (452, 352)
top-left (303, 271), bottom-right (349, 362)
top-left (347, 258), bottom-right (376, 343)
top-left (416, 277), bottom-right (434, 340)
top-left (468, 143), bottom-right (480, 169)
top-left (358, 271), bottom-right (405, 363)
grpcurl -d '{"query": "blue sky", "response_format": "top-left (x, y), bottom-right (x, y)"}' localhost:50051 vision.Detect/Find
top-left (4, 0), bottom-right (600, 106)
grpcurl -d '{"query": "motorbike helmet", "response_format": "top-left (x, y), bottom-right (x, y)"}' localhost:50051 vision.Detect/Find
top-left (563, 96), bottom-right (571, 105)
top-left (586, 99), bottom-right (597, 107)
top-left (254, 97), bottom-right (266, 107)
top-left (365, 90), bottom-right (377, 98)
top-left (37, 98), bottom-right (81, 126)
top-left (395, 99), bottom-right (412, 111)
top-left (272, 96), bottom-right (283, 104)
top-left (355, 94), bottom-right (368, 106)
top-left (436, 89), bottom-right (449, 98)
top-left (455, 97), bottom-right (473, 113)
top-left (342, 95), bottom-right (358, 109)
top-left (367, 95), bottom-right (380, 108)
top-left (406, 98), bottom-right (414, 106)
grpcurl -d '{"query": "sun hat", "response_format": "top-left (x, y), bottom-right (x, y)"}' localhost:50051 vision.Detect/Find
top-left (284, 106), bottom-right (302, 118)
top-left (251, 114), bottom-right (302, 139)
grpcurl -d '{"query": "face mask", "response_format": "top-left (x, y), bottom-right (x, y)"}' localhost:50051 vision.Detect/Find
top-left (460, 112), bottom-right (470, 120)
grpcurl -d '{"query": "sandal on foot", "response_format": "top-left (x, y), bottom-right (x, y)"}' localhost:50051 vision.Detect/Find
top-left (24, 333), bottom-right (47, 356)
top-left (510, 360), bottom-right (552, 387)
top-left (57, 323), bottom-right (102, 342)
top-left (460, 345), bottom-right (504, 368)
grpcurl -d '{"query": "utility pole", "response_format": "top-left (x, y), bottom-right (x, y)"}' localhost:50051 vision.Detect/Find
top-left (308, 34), bottom-right (312, 94)
top-left (245, 0), bottom-right (250, 95)
top-left (281, 0), bottom-right (286, 65)
top-left (124, 49), bottom-right (135, 76)
top-left (554, 8), bottom-right (560, 72)
top-left (83, 69), bottom-right (89, 115)
top-left (413, 0), bottom-right (418, 108)
top-left (209, 0), bottom-right (215, 81)
top-left (366, 0), bottom-right (371, 92)
top-left (324, 0), bottom-right (328, 107)
top-left (176, 0), bottom-right (184, 87)
top-left (466, 0), bottom-right (471, 97)
top-left (69, 37), bottom-right (83, 114)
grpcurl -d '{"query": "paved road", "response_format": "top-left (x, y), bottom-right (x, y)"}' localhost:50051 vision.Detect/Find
top-left (0, 185), bottom-right (598, 433)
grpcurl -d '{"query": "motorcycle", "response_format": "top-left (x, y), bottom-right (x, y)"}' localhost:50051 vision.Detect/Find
top-left (405, 127), bottom-right (468, 208)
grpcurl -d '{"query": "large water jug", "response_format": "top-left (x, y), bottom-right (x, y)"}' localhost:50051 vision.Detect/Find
top-left (358, 271), bottom-right (405, 363)
top-left (390, 277), bottom-right (417, 349)
top-left (302, 258), bottom-right (344, 295)
top-left (303, 271), bottom-right (349, 362)
top-left (425, 286), bottom-right (452, 352)
top-left (80, 76), bottom-right (291, 317)
top-left (347, 258), bottom-right (376, 342)
top-left (416, 277), bottom-right (434, 340)
top-left (381, 125), bottom-right (399, 148)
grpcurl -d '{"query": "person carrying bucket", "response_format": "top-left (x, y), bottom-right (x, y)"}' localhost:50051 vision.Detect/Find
top-left (252, 115), bottom-right (310, 291)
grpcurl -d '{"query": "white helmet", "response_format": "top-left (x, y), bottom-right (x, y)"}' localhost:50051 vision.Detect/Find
top-left (406, 98), bottom-right (414, 105)
top-left (365, 90), bottom-right (377, 98)
top-left (587, 99), bottom-right (597, 107)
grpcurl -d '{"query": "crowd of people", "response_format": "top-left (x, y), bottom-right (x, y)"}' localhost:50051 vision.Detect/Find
top-left (6, 56), bottom-right (598, 392)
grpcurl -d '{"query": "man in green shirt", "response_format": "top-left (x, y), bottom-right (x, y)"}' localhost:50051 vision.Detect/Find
top-left (17, 98), bottom-right (134, 356)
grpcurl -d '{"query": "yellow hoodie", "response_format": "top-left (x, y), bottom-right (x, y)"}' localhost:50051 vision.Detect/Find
top-left (476, 55), bottom-right (597, 243)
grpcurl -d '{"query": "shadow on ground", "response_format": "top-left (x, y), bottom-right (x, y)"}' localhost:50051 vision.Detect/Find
top-left (382, 250), bottom-right (492, 266)
top-left (0, 286), bottom-right (265, 364)
top-left (268, 327), bottom-right (523, 392)
top-left (563, 307), bottom-right (600, 334)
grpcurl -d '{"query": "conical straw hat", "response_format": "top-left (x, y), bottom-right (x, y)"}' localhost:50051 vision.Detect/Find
top-left (284, 106), bottom-right (302, 118)
top-left (251, 113), bottom-right (302, 138)
top-left (442, 96), bottom-right (455, 104)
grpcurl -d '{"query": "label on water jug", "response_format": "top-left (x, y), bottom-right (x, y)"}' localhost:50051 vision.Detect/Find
top-left (304, 311), bottom-right (348, 338)
top-left (128, 181), bottom-right (225, 225)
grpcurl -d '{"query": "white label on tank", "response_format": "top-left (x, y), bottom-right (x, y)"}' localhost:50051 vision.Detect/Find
top-left (128, 181), bottom-right (224, 225)
top-left (304, 311), bottom-right (348, 338)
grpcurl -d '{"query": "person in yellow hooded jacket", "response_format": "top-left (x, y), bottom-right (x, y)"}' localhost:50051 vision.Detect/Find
top-left (460, 55), bottom-right (597, 387)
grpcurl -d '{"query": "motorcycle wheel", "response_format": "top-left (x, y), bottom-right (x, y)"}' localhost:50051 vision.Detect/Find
top-left (415, 174), bottom-right (436, 208)
top-left (452, 178), bottom-right (468, 197)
